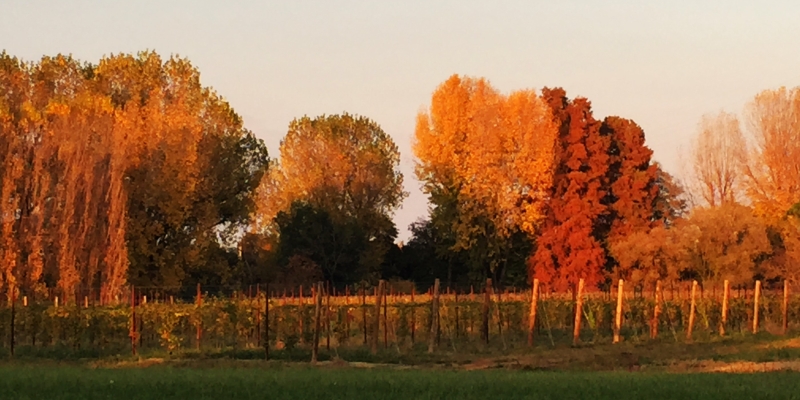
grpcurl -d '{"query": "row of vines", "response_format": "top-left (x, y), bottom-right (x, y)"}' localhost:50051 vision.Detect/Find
top-left (1, 288), bottom-right (799, 357)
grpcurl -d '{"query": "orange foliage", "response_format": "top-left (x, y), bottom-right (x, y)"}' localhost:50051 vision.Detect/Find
top-left (414, 75), bottom-right (557, 243)
top-left (740, 87), bottom-right (800, 220)
top-left (531, 89), bottom-right (609, 291)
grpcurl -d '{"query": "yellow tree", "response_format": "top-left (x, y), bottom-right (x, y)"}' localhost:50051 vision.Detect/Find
top-left (740, 87), bottom-right (800, 220)
top-left (414, 75), bottom-right (557, 279)
top-left (254, 114), bottom-right (404, 282)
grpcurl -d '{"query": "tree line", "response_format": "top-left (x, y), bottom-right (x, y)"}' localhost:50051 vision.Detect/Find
top-left (1, 52), bottom-right (798, 300)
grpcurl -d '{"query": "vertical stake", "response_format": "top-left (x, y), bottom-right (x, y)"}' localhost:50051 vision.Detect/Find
top-left (326, 282), bottom-right (331, 351)
top-left (130, 286), bottom-right (136, 356)
top-left (527, 278), bottom-right (540, 346)
top-left (651, 280), bottom-right (661, 339)
top-left (720, 280), bottom-right (729, 336)
top-left (312, 282), bottom-right (322, 364)
top-left (687, 280), bottom-right (698, 341)
top-left (361, 287), bottom-right (367, 345)
top-left (196, 283), bottom-right (202, 351)
top-left (573, 278), bottom-right (585, 346)
top-left (482, 278), bottom-right (492, 344)
top-left (428, 279), bottom-right (440, 353)
top-left (410, 286), bottom-right (416, 344)
top-left (383, 283), bottom-right (388, 349)
top-left (783, 280), bottom-right (790, 335)
top-left (753, 280), bottom-right (762, 334)
top-left (372, 281), bottom-right (384, 354)
top-left (614, 279), bottom-right (624, 344)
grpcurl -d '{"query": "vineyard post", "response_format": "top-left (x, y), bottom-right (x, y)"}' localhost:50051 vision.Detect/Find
top-left (528, 278), bottom-right (539, 347)
top-left (428, 278), bottom-right (440, 354)
top-left (344, 285), bottom-right (350, 345)
top-left (371, 280), bottom-right (384, 355)
top-left (84, 296), bottom-right (88, 309)
top-left (687, 280), bottom-right (698, 341)
top-left (383, 283), bottom-right (388, 349)
top-left (196, 283), bottom-right (203, 350)
top-left (614, 279), bottom-right (624, 344)
top-left (10, 287), bottom-right (16, 357)
top-left (326, 282), bottom-right (332, 351)
top-left (299, 286), bottom-right (304, 339)
top-left (573, 278), bottom-right (585, 346)
top-left (130, 286), bottom-right (136, 356)
top-left (23, 296), bottom-right (27, 307)
top-left (783, 280), bottom-right (789, 335)
top-left (482, 278), bottom-right (492, 344)
top-left (454, 288), bottom-right (460, 338)
top-left (651, 280), bottom-right (661, 339)
top-left (312, 282), bottom-right (322, 364)
top-left (361, 286), bottom-right (367, 345)
top-left (410, 286), bottom-right (416, 344)
top-left (752, 280), bottom-right (761, 334)
top-left (720, 280), bottom-right (729, 336)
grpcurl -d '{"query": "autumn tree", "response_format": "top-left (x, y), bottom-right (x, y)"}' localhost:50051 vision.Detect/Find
top-left (530, 88), bottom-right (609, 292)
top-left (686, 111), bottom-right (746, 207)
top-left (740, 86), bottom-right (800, 221)
top-left (679, 204), bottom-right (772, 287)
top-left (414, 75), bottom-right (557, 285)
top-left (0, 51), bottom-right (268, 300)
top-left (255, 114), bottom-right (405, 284)
top-left (601, 117), bottom-right (659, 242)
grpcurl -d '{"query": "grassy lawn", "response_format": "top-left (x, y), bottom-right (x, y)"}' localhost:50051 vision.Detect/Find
top-left (1, 364), bottom-right (800, 400)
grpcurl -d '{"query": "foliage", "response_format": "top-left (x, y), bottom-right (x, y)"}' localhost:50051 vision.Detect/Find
top-left (531, 88), bottom-right (610, 291)
top-left (0, 51), bottom-right (269, 301)
top-left (255, 114), bottom-right (404, 285)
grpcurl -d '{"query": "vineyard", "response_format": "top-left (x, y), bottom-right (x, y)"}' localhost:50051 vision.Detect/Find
top-left (1, 279), bottom-right (798, 359)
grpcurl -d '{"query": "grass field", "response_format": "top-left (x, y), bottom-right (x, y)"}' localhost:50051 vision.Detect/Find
top-left (2, 334), bottom-right (800, 399)
top-left (1, 365), bottom-right (800, 400)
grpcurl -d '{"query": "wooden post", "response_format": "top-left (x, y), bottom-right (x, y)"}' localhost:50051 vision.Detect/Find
top-left (383, 284), bottom-right (388, 349)
top-left (720, 280), bottom-right (729, 336)
top-left (650, 280), bottom-right (662, 339)
top-left (130, 286), bottom-right (136, 356)
top-left (482, 278), bottom-right (492, 344)
top-left (196, 283), bottom-right (202, 350)
top-left (410, 286), bottom-right (416, 344)
top-left (783, 280), bottom-right (790, 335)
top-left (361, 287), bottom-right (367, 345)
top-left (326, 282), bottom-right (331, 351)
top-left (614, 279), bottom-right (624, 344)
top-left (54, 296), bottom-right (59, 308)
top-left (428, 279), bottom-right (440, 353)
top-left (372, 281), bottom-right (384, 354)
top-left (10, 287), bottom-right (16, 357)
top-left (454, 289), bottom-right (460, 338)
top-left (263, 284), bottom-right (270, 360)
top-left (686, 280), bottom-right (698, 341)
top-left (752, 280), bottom-right (761, 334)
top-left (312, 282), bottom-right (322, 364)
top-left (573, 278), bottom-right (585, 346)
top-left (527, 278), bottom-right (540, 346)
top-left (343, 285), bottom-right (350, 344)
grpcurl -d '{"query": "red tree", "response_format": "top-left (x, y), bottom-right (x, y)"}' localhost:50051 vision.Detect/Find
top-left (601, 116), bottom-right (658, 242)
top-left (531, 88), bottom-right (609, 291)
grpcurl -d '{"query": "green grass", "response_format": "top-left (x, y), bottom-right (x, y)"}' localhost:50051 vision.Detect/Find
top-left (1, 364), bottom-right (800, 400)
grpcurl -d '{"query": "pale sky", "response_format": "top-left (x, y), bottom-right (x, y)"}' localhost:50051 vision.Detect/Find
top-left (2, 0), bottom-right (799, 241)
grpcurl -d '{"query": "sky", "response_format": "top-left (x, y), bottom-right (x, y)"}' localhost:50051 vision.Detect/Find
top-left (2, 0), bottom-right (799, 241)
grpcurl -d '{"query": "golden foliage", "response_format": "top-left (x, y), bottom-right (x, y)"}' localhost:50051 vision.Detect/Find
top-left (740, 87), bottom-right (800, 221)
top-left (414, 75), bottom-right (557, 240)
